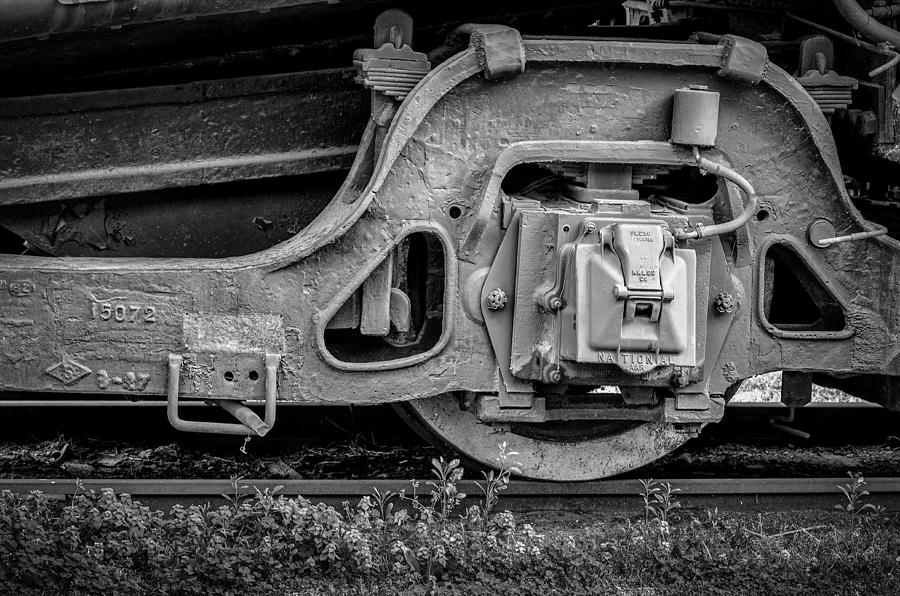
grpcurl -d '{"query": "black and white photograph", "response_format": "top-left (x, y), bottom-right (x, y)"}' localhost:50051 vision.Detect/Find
top-left (1, 1), bottom-right (899, 594)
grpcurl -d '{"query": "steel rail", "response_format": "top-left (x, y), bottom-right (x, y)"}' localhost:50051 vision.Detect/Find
top-left (5, 477), bottom-right (899, 496)
top-left (3, 477), bottom-right (900, 512)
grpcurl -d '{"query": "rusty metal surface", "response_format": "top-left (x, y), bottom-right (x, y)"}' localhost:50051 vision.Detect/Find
top-left (0, 173), bottom-right (346, 257)
top-left (0, 2), bottom-right (630, 98)
top-left (0, 37), bottom-right (891, 398)
top-left (3, 14), bottom-right (900, 479)
top-left (4, 477), bottom-right (900, 513)
top-left (0, 68), bottom-right (367, 205)
top-left (0, 0), bottom-right (359, 43)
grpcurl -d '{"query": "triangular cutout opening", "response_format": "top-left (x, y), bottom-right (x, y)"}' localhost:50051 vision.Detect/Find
top-left (763, 244), bottom-right (845, 332)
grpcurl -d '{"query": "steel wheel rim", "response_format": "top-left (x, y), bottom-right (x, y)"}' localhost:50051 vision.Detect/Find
top-left (397, 394), bottom-right (693, 481)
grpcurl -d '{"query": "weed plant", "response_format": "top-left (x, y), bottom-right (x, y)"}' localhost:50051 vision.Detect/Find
top-left (0, 459), bottom-right (897, 596)
top-left (835, 471), bottom-right (885, 526)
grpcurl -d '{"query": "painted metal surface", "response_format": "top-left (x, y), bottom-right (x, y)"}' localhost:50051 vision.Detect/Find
top-left (0, 36), bottom-right (891, 397)
top-left (2, 24), bottom-right (900, 477)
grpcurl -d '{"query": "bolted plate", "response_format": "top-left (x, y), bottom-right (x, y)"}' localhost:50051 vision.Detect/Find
top-left (179, 353), bottom-right (268, 400)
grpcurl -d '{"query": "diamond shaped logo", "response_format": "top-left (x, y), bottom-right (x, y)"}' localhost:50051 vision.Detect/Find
top-left (46, 360), bottom-right (91, 386)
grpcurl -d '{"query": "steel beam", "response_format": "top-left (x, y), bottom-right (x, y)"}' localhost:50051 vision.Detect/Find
top-left (0, 68), bottom-right (367, 205)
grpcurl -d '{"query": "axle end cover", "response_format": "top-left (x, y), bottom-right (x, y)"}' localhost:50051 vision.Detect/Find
top-left (573, 221), bottom-right (697, 374)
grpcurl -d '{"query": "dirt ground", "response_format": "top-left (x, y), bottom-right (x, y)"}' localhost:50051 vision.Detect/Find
top-left (1, 432), bottom-right (897, 480)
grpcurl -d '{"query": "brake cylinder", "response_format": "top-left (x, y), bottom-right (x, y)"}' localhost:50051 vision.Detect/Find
top-left (671, 86), bottom-right (720, 147)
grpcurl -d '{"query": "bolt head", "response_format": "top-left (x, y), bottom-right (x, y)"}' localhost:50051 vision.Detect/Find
top-left (549, 297), bottom-right (563, 310)
top-left (713, 291), bottom-right (735, 314)
top-left (486, 288), bottom-right (508, 311)
top-left (546, 369), bottom-right (561, 383)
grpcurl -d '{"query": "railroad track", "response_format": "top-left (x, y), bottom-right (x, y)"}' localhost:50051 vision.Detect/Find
top-left (3, 477), bottom-right (899, 513)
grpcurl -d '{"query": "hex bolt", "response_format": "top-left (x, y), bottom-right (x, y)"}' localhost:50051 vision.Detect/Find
top-left (672, 369), bottom-right (690, 388)
top-left (584, 222), bottom-right (597, 234)
top-left (486, 288), bottom-right (508, 311)
top-left (546, 369), bottom-right (562, 383)
top-left (549, 297), bottom-right (563, 310)
top-left (713, 291), bottom-right (735, 314)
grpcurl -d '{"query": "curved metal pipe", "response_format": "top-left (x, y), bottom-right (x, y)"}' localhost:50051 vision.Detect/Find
top-left (815, 225), bottom-right (888, 246)
top-left (675, 147), bottom-right (758, 241)
top-left (832, 0), bottom-right (900, 49)
top-left (870, 49), bottom-right (900, 77)
top-left (786, 12), bottom-right (900, 78)
top-left (868, 4), bottom-right (900, 19)
top-left (770, 404), bottom-right (812, 440)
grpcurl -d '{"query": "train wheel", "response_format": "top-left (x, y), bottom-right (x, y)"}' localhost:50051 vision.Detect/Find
top-left (395, 393), bottom-right (692, 481)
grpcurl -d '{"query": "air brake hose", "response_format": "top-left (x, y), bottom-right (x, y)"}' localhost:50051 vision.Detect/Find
top-left (675, 147), bottom-right (758, 241)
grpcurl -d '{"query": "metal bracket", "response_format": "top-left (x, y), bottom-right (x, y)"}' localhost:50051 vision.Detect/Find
top-left (536, 243), bottom-right (574, 311)
top-left (718, 35), bottom-right (768, 85)
top-left (167, 353), bottom-right (280, 436)
top-left (361, 256), bottom-right (393, 336)
top-left (500, 195), bottom-right (540, 229)
top-left (781, 371), bottom-right (813, 407)
top-left (476, 394), bottom-right (663, 423)
top-left (663, 396), bottom-right (725, 424)
top-left (457, 24), bottom-right (526, 80)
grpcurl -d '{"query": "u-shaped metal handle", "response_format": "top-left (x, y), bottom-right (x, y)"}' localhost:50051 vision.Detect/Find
top-left (167, 353), bottom-right (280, 436)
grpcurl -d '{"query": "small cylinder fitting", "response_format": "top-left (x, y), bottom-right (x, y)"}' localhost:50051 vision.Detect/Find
top-left (671, 86), bottom-right (720, 147)
top-left (545, 368), bottom-right (562, 384)
top-left (807, 219), bottom-right (837, 248)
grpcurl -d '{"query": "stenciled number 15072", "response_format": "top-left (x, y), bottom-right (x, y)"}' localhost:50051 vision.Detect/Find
top-left (91, 302), bottom-right (157, 323)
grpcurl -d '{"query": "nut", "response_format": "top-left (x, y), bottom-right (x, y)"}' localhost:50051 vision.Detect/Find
top-left (713, 291), bottom-right (735, 314)
top-left (546, 369), bottom-right (562, 383)
top-left (549, 297), bottom-right (563, 310)
top-left (672, 369), bottom-right (690, 388)
top-left (486, 288), bottom-right (508, 311)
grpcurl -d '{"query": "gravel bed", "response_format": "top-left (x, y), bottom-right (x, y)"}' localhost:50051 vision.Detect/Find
top-left (636, 441), bottom-right (900, 479)
top-left (0, 437), bottom-right (440, 480)
top-left (1, 433), bottom-right (898, 480)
